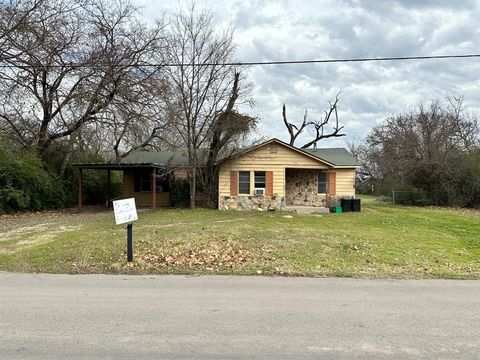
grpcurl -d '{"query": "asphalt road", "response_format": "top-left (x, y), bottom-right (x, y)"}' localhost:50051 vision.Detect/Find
top-left (1, 273), bottom-right (479, 359)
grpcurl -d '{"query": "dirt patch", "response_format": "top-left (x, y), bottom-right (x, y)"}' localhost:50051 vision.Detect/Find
top-left (0, 223), bottom-right (52, 241)
top-left (1, 224), bottom-right (84, 253)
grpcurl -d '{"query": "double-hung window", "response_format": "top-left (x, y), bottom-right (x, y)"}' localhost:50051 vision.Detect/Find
top-left (254, 171), bottom-right (266, 189)
top-left (317, 172), bottom-right (327, 194)
top-left (238, 171), bottom-right (250, 194)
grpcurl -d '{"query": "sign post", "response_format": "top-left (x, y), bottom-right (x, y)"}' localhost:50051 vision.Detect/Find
top-left (127, 223), bottom-right (133, 262)
top-left (112, 198), bottom-right (138, 262)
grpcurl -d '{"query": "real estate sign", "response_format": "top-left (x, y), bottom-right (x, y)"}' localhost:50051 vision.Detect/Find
top-left (113, 198), bottom-right (138, 225)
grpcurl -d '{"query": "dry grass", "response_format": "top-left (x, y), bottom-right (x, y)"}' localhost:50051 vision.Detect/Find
top-left (0, 197), bottom-right (479, 278)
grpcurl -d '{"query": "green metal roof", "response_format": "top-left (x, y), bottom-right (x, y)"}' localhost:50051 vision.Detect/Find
top-left (120, 150), bottom-right (188, 166)
top-left (121, 149), bottom-right (208, 166)
top-left (73, 141), bottom-right (359, 170)
top-left (303, 148), bottom-right (360, 166)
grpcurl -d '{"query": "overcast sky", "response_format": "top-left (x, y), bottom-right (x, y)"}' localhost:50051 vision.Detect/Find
top-left (135, 0), bottom-right (480, 148)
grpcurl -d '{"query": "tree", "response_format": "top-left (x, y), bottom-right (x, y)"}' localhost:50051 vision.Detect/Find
top-left (0, 0), bottom-right (166, 175)
top-left (202, 71), bottom-right (257, 207)
top-left (0, 0), bottom-right (45, 61)
top-left (282, 93), bottom-right (345, 148)
top-left (357, 96), bottom-right (479, 206)
top-left (165, 4), bottom-right (254, 208)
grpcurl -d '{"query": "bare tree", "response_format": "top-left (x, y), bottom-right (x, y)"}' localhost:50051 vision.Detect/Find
top-left (282, 93), bottom-right (345, 148)
top-left (165, 4), bottom-right (252, 208)
top-left (359, 96), bottom-right (479, 205)
top-left (0, 0), bottom-right (166, 176)
top-left (0, 0), bottom-right (46, 61)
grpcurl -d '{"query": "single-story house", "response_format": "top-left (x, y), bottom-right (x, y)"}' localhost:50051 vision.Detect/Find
top-left (73, 138), bottom-right (359, 211)
top-left (217, 138), bottom-right (359, 210)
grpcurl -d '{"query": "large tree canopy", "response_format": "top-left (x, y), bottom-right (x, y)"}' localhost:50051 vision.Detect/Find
top-left (0, 0), bottom-right (167, 164)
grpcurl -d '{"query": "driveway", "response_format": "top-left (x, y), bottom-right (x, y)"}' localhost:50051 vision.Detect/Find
top-left (0, 273), bottom-right (479, 359)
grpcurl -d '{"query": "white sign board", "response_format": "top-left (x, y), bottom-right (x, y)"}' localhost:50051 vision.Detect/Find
top-left (113, 198), bottom-right (138, 225)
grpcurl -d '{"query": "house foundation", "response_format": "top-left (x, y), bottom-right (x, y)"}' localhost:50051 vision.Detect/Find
top-left (219, 195), bottom-right (285, 211)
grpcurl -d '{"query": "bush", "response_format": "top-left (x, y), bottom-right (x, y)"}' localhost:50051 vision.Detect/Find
top-left (170, 179), bottom-right (190, 207)
top-left (0, 149), bottom-right (67, 212)
top-left (392, 190), bottom-right (431, 206)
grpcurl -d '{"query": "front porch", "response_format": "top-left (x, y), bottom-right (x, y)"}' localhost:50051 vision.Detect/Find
top-left (285, 168), bottom-right (334, 208)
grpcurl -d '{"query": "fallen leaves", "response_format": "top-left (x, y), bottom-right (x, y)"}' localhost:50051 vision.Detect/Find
top-left (135, 240), bottom-right (252, 271)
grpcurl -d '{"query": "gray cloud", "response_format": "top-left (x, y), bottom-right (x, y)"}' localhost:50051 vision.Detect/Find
top-left (135, 0), bottom-right (480, 147)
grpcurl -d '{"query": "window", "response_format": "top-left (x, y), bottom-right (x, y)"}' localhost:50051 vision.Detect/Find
top-left (318, 172), bottom-right (327, 194)
top-left (134, 169), bottom-right (170, 193)
top-left (254, 171), bottom-right (266, 189)
top-left (134, 169), bottom-right (152, 192)
top-left (238, 171), bottom-right (250, 194)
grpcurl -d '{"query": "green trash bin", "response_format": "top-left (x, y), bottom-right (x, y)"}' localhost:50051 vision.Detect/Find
top-left (335, 206), bottom-right (343, 213)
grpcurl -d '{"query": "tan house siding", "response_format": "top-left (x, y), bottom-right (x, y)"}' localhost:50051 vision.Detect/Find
top-left (219, 143), bottom-right (329, 198)
top-left (335, 169), bottom-right (356, 197)
top-left (123, 170), bottom-right (170, 207)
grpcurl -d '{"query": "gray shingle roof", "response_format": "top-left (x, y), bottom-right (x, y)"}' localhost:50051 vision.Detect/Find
top-left (303, 148), bottom-right (360, 166)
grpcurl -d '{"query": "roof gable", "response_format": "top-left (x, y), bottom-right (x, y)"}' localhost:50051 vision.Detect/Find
top-left (235, 138), bottom-right (359, 168)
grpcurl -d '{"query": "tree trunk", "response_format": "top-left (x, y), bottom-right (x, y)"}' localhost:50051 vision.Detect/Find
top-left (190, 166), bottom-right (196, 209)
top-left (58, 130), bottom-right (79, 178)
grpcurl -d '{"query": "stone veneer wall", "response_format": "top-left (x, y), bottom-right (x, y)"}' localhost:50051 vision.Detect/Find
top-left (220, 195), bottom-right (285, 211)
top-left (285, 168), bottom-right (335, 207)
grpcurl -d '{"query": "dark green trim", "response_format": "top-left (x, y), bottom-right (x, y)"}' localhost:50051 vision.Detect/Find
top-left (72, 163), bottom-right (166, 170)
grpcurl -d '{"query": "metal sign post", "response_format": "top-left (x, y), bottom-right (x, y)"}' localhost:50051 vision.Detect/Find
top-left (113, 198), bottom-right (138, 263)
top-left (126, 223), bottom-right (133, 262)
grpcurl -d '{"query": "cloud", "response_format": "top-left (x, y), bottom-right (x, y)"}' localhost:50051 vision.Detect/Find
top-left (134, 0), bottom-right (480, 147)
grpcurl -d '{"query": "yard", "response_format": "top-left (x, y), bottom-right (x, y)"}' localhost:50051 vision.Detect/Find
top-left (0, 197), bottom-right (479, 279)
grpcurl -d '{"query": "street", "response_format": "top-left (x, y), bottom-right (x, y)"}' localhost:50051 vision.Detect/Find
top-left (1, 273), bottom-right (479, 359)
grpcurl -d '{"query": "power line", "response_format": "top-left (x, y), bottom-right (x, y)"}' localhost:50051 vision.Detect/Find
top-left (1, 53), bottom-right (480, 68)
top-left (221, 54), bottom-right (480, 66)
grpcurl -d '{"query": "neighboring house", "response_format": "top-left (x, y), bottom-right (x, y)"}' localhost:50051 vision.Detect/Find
top-left (73, 138), bottom-right (359, 211)
top-left (74, 150), bottom-right (197, 209)
top-left (217, 138), bottom-right (360, 210)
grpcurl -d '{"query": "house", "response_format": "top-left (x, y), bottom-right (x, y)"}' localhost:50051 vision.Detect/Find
top-left (217, 138), bottom-right (360, 210)
top-left (73, 138), bottom-right (359, 210)
top-left (74, 150), bottom-right (197, 209)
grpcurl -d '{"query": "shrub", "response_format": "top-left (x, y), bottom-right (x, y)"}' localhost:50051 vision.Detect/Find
top-left (0, 149), bottom-right (67, 212)
top-left (170, 179), bottom-right (190, 207)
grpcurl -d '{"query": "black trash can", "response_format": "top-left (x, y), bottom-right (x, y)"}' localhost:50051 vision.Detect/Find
top-left (351, 199), bottom-right (361, 212)
top-left (341, 198), bottom-right (352, 212)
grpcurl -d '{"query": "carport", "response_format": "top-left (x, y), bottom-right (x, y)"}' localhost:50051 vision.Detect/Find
top-left (73, 162), bottom-right (168, 210)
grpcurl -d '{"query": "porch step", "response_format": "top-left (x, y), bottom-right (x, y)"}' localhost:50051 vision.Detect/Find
top-left (285, 206), bottom-right (330, 214)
